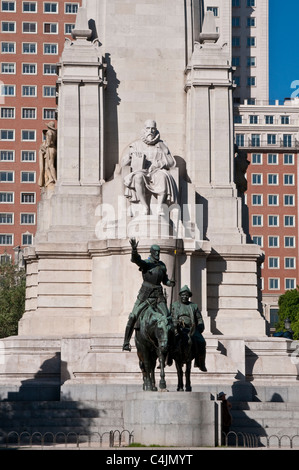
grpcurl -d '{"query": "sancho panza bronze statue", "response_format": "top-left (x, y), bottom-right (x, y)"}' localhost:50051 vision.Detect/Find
top-left (122, 238), bottom-right (175, 351)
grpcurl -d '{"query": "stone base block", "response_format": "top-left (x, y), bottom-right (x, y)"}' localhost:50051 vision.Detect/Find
top-left (123, 391), bottom-right (217, 447)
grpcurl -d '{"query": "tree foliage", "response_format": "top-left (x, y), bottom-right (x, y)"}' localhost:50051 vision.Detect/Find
top-left (277, 287), bottom-right (299, 340)
top-left (0, 261), bottom-right (26, 338)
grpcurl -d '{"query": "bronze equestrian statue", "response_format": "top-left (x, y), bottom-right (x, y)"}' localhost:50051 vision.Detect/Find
top-left (122, 238), bottom-right (175, 391)
top-left (170, 285), bottom-right (207, 391)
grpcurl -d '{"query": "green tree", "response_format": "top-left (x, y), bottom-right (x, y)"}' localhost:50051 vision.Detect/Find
top-left (0, 261), bottom-right (26, 338)
top-left (277, 287), bottom-right (299, 340)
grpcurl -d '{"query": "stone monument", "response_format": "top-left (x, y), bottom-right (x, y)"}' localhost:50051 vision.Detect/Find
top-left (0, 2), bottom-right (298, 419)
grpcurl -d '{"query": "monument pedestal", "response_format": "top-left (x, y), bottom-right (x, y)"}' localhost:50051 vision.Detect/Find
top-left (123, 392), bottom-right (217, 447)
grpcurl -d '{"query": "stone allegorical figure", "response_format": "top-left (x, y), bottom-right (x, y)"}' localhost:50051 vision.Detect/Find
top-left (38, 121), bottom-right (57, 188)
top-left (122, 238), bottom-right (175, 352)
top-left (171, 285), bottom-right (207, 371)
top-left (121, 120), bottom-right (177, 216)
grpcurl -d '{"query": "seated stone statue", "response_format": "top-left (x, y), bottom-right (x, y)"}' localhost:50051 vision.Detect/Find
top-left (121, 119), bottom-right (177, 216)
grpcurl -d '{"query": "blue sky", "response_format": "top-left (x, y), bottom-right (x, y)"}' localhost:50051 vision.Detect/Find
top-left (269, 0), bottom-right (299, 101)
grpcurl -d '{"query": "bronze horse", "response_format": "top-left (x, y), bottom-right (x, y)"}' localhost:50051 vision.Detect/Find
top-left (170, 320), bottom-right (195, 392)
top-left (135, 306), bottom-right (171, 391)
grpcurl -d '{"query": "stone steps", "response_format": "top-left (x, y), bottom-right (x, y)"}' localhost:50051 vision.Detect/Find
top-left (230, 402), bottom-right (299, 446)
top-left (0, 401), bottom-right (124, 438)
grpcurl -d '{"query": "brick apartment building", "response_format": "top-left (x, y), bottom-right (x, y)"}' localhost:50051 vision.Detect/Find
top-left (0, 0), bottom-right (81, 263)
top-left (234, 100), bottom-right (299, 328)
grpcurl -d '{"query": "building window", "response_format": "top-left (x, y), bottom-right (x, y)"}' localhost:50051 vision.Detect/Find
top-left (232, 36), bottom-right (240, 47)
top-left (0, 192), bottom-right (13, 203)
top-left (44, 23), bottom-right (58, 34)
top-left (22, 42), bottom-right (37, 54)
top-left (22, 63), bottom-right (37, 74)
top-left (23, 2), bottom-right (37, 13)
top-left (43, 86), bottom-right (56, 97)
top-left (284, 215), bottom-right (295, 227)
top-left (252, 215), bottom-right (262, 227)
top-left (284, 174), bottom-right (294, 185)
top-left (21, 192), bottom-right (35, 203)
top-left (1, 22), bottom-right (16, 32)
top-left (236, 134), bottom-right (245, 147)
top-left (268, 257), bottom-right (279, 269)
top-left (251, 153), bottom-right (262, 164)
top-left (247, 56), bottom-right (256, 67)
top-left (268, 195), bottom-right (278, 206)
top-left (20, 213), bottom-right (35, 224)
top-left (0, 234), bottom-right (13, 245)
top-left (252, 235), bottom-right (263, 247)
top-left (268, 236), bottom-right (279, 248)
top-left (0, 150), bottom-right (14, 161)
top-left (267, 134), bottom-right (277, 145)
top-left (247, 37), bottom-right (256, 47)
top-left (234, 114), bottom-right (242, 124)
top-left (252, 194), bottom-right (262, 205)
top-left (22, 108), bottom-right (36, 119)
top-left (1, 63), bottom-right (15, 74)
top-left (207, 7), bottom-right (219, 17)
top-left (283, 134), bottom-right (292, 147)
top-left (284, 154), bottom-right (294, 165)
top-left (64, 23), bottom-right (75, 34)
top-left (21, 171), bottom-right (35, 182)
top-left (285, 236), bottom-right (295, 248)
top-left (22, 233), bottom-right (33, 245)
top-left (265, 115), bottom-right (274, 124)
top-left (247, 0), bottom-right (256, 6)
top-left (43, 108), bottom-right (55, 120)
top-left (43, 63), bottom-right (56, 74)
top-left (281, 116), bottom-right (290, 125)
top-left (0, 130), bottom-right (14, 140)
top-left (247, 76), bottom-right (256, 86)
top-left (247, 17), bottom-right (256, 27)
top-left (249, 115), bottom-right (258, 124)
top-left (22, 22), bottom-right (37, 33)
top-left (21, 150), bottom-right (36, 161)
top-left (65, 3), bottom-right (79, 14)
top-left (43, 43), bottom-right (58, 54)
top-left (268, 174), bottom-right (278, 185)
top-left (251, 134), bottom-right (260, 146)
top-left (285, 258), bottom-right (296, 269)
top-left (268, 215), bottom-right (279, 227)
top-left (284, 195), bottom-right (295, 206)
top-left (285, 279), bottom-right (296, 290)
top-left (269, 278), bottom-right (279, 290)
top-left (232, 57), bottom-right (240, 67)
top-left (232, 0), bottom-right (240, 7)
top-left (21, 130), bottom-right (36, 141)
top-left (0, 171), bottom-right (14, 182)
top-left (1, 107), bottom-right (15, 118)
top-left (1, 42), bottom-right (15, 53)
top-left (1, 2), bottom-right (16, 11)
top-left (44, 2), bottom-right (58, 13)
top-left (0, 213), bottom-right (13, 224)
top-left (268, 154), bottom-right (278, 164)
top-left (252, 173), bottom-right (262, 185)
top-left (22, 85), bottom-right (37, 97)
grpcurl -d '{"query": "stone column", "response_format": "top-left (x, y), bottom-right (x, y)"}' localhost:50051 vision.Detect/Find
top-left (56, 7), bottom-right (106, 187)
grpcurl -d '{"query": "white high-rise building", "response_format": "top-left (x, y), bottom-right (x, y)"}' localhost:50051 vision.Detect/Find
top-left (203, 0), bottom-right (269, 104)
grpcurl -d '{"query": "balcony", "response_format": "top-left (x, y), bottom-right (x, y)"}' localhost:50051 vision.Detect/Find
top-left (236, 138), bottom-right (299, 150)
